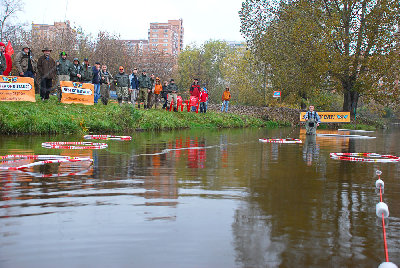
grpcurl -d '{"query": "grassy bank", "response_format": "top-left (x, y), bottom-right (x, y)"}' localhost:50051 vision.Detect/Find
top-left (0, 96), bottom-right (280, 135)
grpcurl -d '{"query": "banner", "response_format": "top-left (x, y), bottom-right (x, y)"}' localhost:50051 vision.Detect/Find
top-left (300, 112), bottom-right (351, 123)
top-left (273, 91), bottom-right (281, 98)
top-left (0, 75), bottom-right (36, 102)
top-left (60, 81), bottom-right (94, 105)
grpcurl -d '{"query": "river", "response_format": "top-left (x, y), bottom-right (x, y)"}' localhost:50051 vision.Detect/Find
top-left (1, 127), bottom-right (399, 268)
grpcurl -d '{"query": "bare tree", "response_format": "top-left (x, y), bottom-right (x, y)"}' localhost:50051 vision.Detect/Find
top-left (0, 0), bottom-right (23, 42)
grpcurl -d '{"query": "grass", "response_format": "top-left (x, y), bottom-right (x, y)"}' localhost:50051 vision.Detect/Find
top-left (0, 95), bottom-right (281, 135)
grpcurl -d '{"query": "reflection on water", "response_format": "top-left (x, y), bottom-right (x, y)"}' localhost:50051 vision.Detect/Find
top-left (1, 127), bottom-right (400, 267)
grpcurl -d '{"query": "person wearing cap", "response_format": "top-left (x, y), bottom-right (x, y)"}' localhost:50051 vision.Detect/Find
top-left (92, 62), bottom-right (101, 104)
top-left (0, 42), bottom-right (6, 75)
top-left (167, 79), bottom-right (179, 112)
top-left (100, 64), bottom-right (113, 105)
top-left (37, 47), bottom-right (56, 100)
top-left (129, 68), bottom-right (139, 108)
top-left (15, 43), bottom-right (36, 78)
top-left (56, 51), bottom-right (72, 101)
top-left (137, 70), bottom-right (152, 109)
top-left (81, 58), bottom-right (93, 83)
top-left (113, 66), bottom-right (130, 105)
top-left (161, 80), bottom-right (169, 109)
top-left (70, 58), bottom-right (82, 82)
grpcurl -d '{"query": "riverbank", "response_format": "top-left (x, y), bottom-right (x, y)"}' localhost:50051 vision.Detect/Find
top-left (0, 96), bottom-right (284, 135)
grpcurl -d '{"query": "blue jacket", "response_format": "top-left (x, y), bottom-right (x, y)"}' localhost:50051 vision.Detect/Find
top-left (92, 66), bottom-right (101, 84)
top-left (130, 74), bottom-right (139, 89)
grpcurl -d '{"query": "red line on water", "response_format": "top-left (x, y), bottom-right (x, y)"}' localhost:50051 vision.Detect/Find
top-left (380, 185), bottom-right (389, 262)
top-left (382, 213), bottom-right (389, 262)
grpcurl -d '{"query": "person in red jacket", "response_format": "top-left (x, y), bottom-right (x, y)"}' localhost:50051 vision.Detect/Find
top-left (199, 87), bottom-right (208, 113)
top-left (189, 78), bottom-right (201, 112)
top-left (0, 42), bottom-right (11, 75)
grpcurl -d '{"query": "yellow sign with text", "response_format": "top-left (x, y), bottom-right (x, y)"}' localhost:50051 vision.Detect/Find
top-left (60, 81), bottom-right (94, 105)
top-left (0, 75), bottom-right (36, 102)
top-left (300, 112), bottom-right (351, 123)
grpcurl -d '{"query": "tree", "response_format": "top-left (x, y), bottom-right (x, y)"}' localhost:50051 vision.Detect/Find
top-left (0, 0), bottom-right (23, 42)
top-left (240, 0), bottom-right (400, 114)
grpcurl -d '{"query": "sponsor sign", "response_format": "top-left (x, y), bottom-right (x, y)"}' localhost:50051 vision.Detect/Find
top-left (273, 91), bottom-right (281, 98)
top-left (0, 75), bottom-right (36, 102)
top-left (60, 81), bottom-right (94, 105)
top-left (300, 112), bottom-right (351, 123)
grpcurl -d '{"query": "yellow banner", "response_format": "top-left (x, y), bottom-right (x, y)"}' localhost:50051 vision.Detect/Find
top-left (60, 81), bottom-right (94, 105)
top-left (300, 112), bottom-right (350, 122)
top-left (0, 75), bottom-right (36, 102)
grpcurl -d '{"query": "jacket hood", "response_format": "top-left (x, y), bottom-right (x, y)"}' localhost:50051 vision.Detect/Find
top-left (21, 43), bottom-right (30, 51)
top-left (73, 58), bottom-right (80, 64)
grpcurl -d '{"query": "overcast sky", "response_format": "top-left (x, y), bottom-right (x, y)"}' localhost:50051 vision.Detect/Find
top-left (17, 0), bottom-right (245, 46)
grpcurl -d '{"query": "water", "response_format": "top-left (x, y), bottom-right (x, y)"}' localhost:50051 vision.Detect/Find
top-left (1, 127), bottom-right (400, 268)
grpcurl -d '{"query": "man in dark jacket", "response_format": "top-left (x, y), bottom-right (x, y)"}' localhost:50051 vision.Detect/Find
top-left (15, 43), bottom-right (36, 78)
top-left (137, 70), bottom-right (151, 108)
top-left (167, 79), bottom-right (179, 112)
top-left (81, 58), bottom-right (93, 83)
top-left (100, 64), bottom-right (113, 105)
top-left (114, 66), bottom-right (130, 105)
top-left (92, 62), bottom-right (101, 104)
top-left (37, 47), bottom-right (56, 100)
top-left (56, 51), bottom-right (72, 101)
top-left (70, 58), bottom-right (82, 82)
top-left (0, 42), bottom-right (6, 75)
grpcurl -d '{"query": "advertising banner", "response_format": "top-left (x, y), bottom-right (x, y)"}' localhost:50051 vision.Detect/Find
top-left (0, 75), bottom-right (36, 102)
top-left (300, 112), bottom-right (351, 123)
top-left (60, 81), bottom-right (94, 105)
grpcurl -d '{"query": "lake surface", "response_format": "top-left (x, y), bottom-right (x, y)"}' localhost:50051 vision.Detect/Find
top-left (0, 127), bottom-right (399, 268)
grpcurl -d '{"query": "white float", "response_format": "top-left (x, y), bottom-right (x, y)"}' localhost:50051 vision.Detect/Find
top-left (376, 202), bottom-right (390, 218)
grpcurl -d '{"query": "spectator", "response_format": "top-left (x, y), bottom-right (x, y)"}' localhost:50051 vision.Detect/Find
top-left (81, 58), bottom-right (93, 83)
top-left (0, 42), bottom-right (12, 76)
top-left (202, 83), bottom-right (208, 111)
top-left (153, 77), bottom-right (162, 108)
top-left (148, 73), bottom-right (156, 108)
top-left (167, 79), bottom-right (179, 112)
top-left (15, 43), bottom-right (36, 78)
top-left (162, 80), bottom-right (169, 109)
top-left (138, 70), bottom-right (151, 109)
top-left (100, 64), bottom-right (113, 105)
top-left (92, 62), bottom-right (101, 104)
top-left (70, 58), bottom-right (82, 82)
top-left (199, 87), bottom-right (208, 113)
top-left (221, 87), bottom-right (231, 112)
top-left (37, 47), bottom-right (56, 101)
top-left (190, 78), bottom-right (201, 112)
top-left (56, 51), bottom-right (72, 101)
top-left (0, 42), bottom-right (6, 75)
top-left (114, 66), bottom-right (130, 105)
top-left (129, 68), bottom-right (139, 108)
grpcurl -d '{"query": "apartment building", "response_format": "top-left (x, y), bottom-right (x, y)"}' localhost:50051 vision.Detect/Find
top-left (148, 19), bottom-right (184, 55)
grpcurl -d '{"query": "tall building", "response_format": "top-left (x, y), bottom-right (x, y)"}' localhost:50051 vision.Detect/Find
top-left (31, 21), bottom-right (76, 40)
top-left (148, 19), bottom-right (184, 55)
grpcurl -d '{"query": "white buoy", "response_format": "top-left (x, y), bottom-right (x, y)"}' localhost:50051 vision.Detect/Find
top-left (376, 179), bottom-right (385, 190)
top-left (376, 202), bottom-right (389, 218)
top-left (376, 170), bottom-right (382, 176)
top-left (378, 262), bottom-right (398, 268)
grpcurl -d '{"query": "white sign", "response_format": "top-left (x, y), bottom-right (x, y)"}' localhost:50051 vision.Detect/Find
top-left (62, 87), bottom-right (93, 95)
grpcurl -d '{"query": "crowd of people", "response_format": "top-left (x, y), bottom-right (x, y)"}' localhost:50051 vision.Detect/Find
top-left (0, 44), bottom-right (233, 112)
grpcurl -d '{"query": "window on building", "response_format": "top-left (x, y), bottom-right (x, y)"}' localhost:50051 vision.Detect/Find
top-left (163, 48), bottom-right (168, 51)
top-left (152, 39), bottom-right (158, 42)
top-left (152, 29), bottom-right (158, 32)
top-left (152, 43), bottom-right (158, 46)
top-left (163, 44), bottom-right (168, 46)
top-left (152, 34), bottom-right (158, 37)
top-left (163, 39), bottom-right (168, 42)
top-left (164, 34), bottom-right (168, 37)
top-left (164, 30), bottom-right (168, 33)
